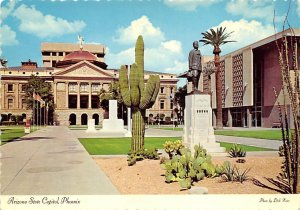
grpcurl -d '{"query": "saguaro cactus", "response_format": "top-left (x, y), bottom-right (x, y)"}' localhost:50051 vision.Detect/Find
top-left (119, 35), bottom-right (160, 152)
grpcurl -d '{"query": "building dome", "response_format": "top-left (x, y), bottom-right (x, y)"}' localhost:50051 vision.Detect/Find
top-left (63, 50), bottom-right (97, 62)
top-left (56, 50), bottom-right (107, 69)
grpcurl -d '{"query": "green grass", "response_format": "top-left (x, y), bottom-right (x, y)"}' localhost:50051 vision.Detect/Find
top-left (79, 137), bottom-right (274, 155)
top-left (219, 142), bottom-right (275, 152)
top-left (214, 130), bottom-right (284, 140)
top-left (157, 127), bottom-right (183, 131)
top-left (0, 125), bottom-right (40, 145)
top-left (68, 125), bottom-right (102, 130)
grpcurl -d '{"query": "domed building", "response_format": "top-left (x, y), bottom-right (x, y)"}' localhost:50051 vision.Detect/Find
top-left (0, 41), bottom-right (178, 126)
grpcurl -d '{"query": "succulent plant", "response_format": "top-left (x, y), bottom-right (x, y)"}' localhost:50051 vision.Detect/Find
top-left (228, 144), bottom-right (246, 158)
top-left (119, 35), bottom-right (160, 153)
top-left (161, 144), bottom-right (224, 189)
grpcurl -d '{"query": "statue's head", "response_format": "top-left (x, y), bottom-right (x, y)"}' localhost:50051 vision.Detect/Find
top-left (193, 41), bottom-right (198, 49)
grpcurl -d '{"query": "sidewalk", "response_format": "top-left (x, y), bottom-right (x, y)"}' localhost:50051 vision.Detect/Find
top-left (0, 126), bottom-right (119, 195)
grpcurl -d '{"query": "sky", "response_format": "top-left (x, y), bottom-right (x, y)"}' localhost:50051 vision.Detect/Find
top-left (1, 0), bottom-right (300, 87)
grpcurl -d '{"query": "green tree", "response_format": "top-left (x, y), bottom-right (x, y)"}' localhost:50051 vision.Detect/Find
top-left (200, 27), bottom-right (235, 129)
top-left (99, 81), bottom-right (124, 118)
top-left (25, 75), bottom-right (54, 124)
top-left (174, 84), bottom-right (187, 123)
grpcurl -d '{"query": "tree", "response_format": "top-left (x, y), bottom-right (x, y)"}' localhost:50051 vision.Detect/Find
top-left (200, 27), bottom-right (235, 129)
top-left (174, 84), bottom-right (187, 124)
top-left (25, 75), bottom-right (54, 124)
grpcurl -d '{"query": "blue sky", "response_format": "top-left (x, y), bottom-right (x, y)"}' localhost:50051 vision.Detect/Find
top-left (1, 0), bottom-right (300, 86)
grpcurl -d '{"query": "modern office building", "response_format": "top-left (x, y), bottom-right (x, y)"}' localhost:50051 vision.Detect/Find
top-left (0, 42), bottom-right (178, 126)
top-left (201, 28), bottom-right (300, 128)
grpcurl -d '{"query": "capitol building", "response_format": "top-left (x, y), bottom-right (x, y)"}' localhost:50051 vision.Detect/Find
top-left (0, 42), bottom-right (178, 126)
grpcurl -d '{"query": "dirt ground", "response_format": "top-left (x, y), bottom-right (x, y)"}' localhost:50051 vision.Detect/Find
top-left (94, 155), bottom-right (284, 194)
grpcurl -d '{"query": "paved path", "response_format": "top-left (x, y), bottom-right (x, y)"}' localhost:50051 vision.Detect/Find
top-left (0, 126), bottom-right (119, 195)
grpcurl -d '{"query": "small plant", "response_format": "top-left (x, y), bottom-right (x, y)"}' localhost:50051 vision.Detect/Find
top-left (278, 145), bottom-right (284, 157)
top-left (222, 161), bottom-right (235, 182)
top-left (163, 140), bottom-right (184, 159)
top-left (222, 161), bottom-right (250, 183)
top-left (127, 147), bottom-right (159, 166)
top-left (234, 166), bottom-right (251, 183)
top-left (228, 144), bottom-right (246, 158)
top-left (161, 144), bottom-right (225, 189)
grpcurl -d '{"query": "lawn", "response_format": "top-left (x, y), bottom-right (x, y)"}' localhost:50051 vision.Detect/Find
top-left (219, 142), bottom-right (275, 152)
top-left (158, 127), bottom-right (285, 140)
top-left (214, 130), bottom-right (284, 140)
top-left (79, 137), bottom-right (274, 155)
top-left (0, 125), bottom-right (40, 145)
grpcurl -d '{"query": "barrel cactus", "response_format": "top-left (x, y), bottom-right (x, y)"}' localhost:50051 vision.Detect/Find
top-left (119, 35), bottom-right (160, 152)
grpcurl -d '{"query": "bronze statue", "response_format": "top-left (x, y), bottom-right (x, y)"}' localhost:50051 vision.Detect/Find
top-left (188, 41), bottom-right (202, 92)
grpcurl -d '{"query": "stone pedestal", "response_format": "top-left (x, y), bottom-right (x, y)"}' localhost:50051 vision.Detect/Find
top-left (99, 100), bottom-right (127, 137)
top-left (86, 119), bottom-right (97, 133)
top-left (183, 94), bottom-right (225, 155)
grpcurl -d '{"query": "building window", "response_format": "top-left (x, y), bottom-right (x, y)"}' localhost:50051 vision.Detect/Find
top-left (170, 101), bottom-right (173, 110)
top-left (8, 99), bottom-right (13, 109)
top-left (42, 51), bottom-right (51, 56)
top-left (22, 99), bottom-right (27, 109)
top-left (8, 84), bottom-right (13, 92)
top-left (170, 87), bottom-right (174, 94)
top-left (21, 84), bottom-right (26, 92)
top-left (160, 100), bottom-right (165, 109)
top-left (160, 87), bottom-right (164, 94)
top-left (59, 52), bottom-right (63, 56)
top-left (92, 84), bottom-right (99, 92)
top-left (80, 83), bottom-right (88, 92)
top-left (69, 83), bottom-right (76, 92)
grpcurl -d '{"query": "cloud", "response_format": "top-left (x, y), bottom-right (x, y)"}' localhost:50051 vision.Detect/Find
top-left (1, 0), bottom-right (16, 21)
top-left (163, 0), bottom-right (219, 11)
top-left (297, 0), bottom-right (300, 17)
top-left (114, 16), bottom-right (165, 46)
top-left (108, 16), bottom-right (186, 74)
top-left (0, 25), bottom-right (19, 46)
top-left (106, 40), bottom-right (184, 73)
top-left (225, 0), bottom-right (284, 23)
top-left (200, 19), bottom-right (274, 55)
top-left (12, 4), bottom-right (86, 38)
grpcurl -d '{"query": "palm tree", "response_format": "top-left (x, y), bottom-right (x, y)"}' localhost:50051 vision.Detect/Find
top-left (200, 27), bottom-right (235, 129)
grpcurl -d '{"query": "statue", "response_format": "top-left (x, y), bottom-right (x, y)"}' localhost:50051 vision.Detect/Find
top-left (78, 35), bottom-right (84, 50)
top-left (188, 41), bottom-right (202, 92)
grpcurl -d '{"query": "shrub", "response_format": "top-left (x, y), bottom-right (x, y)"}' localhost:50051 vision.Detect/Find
top-left (163, 140), bottom-right (184, 159)
top-left (228, 144), bottom-right (246, 158)
top-left (222, 161), bottom-right (250, 183)
top-left (161, 144), bottom-right (225, 189)
top-left (127, 148), bottom-right (159, 166)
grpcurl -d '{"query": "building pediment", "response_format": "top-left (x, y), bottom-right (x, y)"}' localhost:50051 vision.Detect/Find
top-left (53, 61), bottom-right (114, 78)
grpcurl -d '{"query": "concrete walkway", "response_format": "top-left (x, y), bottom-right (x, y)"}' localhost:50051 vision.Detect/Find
top-left (0, 126), bottom-right (119, 195)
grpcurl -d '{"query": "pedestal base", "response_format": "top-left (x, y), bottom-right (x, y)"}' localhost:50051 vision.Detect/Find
top-left (183, 94), bottom-right (225, 156)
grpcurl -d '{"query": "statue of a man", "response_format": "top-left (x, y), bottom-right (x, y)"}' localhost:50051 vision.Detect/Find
top-left (188, 41), bottom-right (202, 92)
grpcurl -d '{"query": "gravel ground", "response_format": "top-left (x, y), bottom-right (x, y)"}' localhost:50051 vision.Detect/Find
top-left (94, 155), bottom-right (284, 194)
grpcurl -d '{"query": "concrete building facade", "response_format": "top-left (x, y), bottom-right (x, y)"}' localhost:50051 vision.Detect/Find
top-left (201, 28), bottom-right (300, 128)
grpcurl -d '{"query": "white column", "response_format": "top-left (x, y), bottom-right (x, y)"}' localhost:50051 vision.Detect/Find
top-left (77, 82), bottom-right (80, 109)
top-left (53, 82), bottom-right (57, 106)
top-left (65, 82), bottom-right (69, 108)
top-left (127, 107), bottom-right (131, 131)
top-left (88, 82), bottom-right (92, 109)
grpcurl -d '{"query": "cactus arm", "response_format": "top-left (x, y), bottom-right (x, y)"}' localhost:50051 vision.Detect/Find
top-left (119, 65), bottom-right (131, 107)
top-left (129, 63), bottom-right (140, 106)
top-left (142, 75), bottom-right (160, 109)
top-left (135, 35), bottom-right (145, 98)
top-left (139, 75), bottom-right (160, 109)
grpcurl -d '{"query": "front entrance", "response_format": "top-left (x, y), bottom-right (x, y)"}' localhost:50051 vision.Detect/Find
top-left (92, 113), bottom-right (99, 125)
top-left (69, 113), bottom-right (76, 125)
top-left (81, 113), bottom-right (88, 125)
